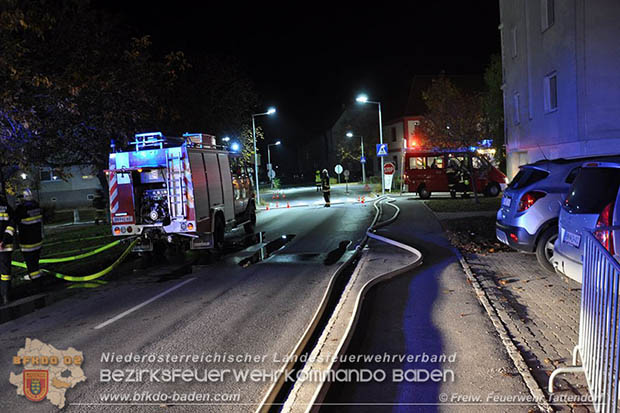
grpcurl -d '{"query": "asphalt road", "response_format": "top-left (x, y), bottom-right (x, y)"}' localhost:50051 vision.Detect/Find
top-left (0, 185), bottom-right (374, 412)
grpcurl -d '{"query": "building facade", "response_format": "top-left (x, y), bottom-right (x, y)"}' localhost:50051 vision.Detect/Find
top-left (499, 0), bottom-right (620, 178)
top-left (35, 165), bottom-right (102, 209)
top-left (383, 116), bottom-right (423, 174)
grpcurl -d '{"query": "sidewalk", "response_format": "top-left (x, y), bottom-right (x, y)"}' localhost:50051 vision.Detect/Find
top-left (431, 206), bottom-right (592, 412)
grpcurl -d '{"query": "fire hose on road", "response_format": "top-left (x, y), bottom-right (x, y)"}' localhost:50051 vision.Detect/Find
top-left (11, 237), bottom-right (140, 282)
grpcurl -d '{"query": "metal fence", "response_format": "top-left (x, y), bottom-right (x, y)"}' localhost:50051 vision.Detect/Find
top-left (550, 230), bottom-right (620, 412)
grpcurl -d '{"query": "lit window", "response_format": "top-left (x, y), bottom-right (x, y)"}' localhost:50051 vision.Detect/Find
top-left (82, 175), bottom-right (95, 180)
top-left (544, 72), bottom-right (558, 112)
top-left (541, 0), bottom-right (555, 31)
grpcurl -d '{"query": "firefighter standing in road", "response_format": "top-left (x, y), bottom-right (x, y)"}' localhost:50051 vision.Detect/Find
top-left (16, 189), bottom-right (43, 286)
top-left (0, 196), bottom-right (15, 305)
top-left (315, 170), bottom-right (321, 192)
top-left (321, 169), bottom-right (331, 207)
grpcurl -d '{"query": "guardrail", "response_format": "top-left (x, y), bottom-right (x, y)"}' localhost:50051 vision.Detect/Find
top-left (550, 230), bottom-right (620, 412)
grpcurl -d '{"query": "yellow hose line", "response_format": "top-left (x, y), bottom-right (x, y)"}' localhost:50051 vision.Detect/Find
top-left (11, 238), bottom-right (140, 282)
top-left (40, 240), bottom-right (122, 263)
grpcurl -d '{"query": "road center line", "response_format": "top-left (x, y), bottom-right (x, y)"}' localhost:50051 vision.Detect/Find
top-left (94, 277), bottom-right (197, 330)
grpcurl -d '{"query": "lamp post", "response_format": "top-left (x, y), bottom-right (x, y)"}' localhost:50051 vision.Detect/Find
top-left (346, 132), bottom-right (366, 184)
top-left (251, 107), bottom-right (276, 205)
top-left (356, 94), bottom-right (384, 195)
top-left (267, 140), bottom-right (281, 188)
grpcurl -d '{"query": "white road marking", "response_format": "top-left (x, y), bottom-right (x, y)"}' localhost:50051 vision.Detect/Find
top-left (94, 277), bottom-right (197, 330)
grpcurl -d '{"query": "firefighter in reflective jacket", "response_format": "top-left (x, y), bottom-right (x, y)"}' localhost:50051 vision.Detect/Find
top-left (321, 169), bottom-right (331, 207)
top-left (315, 170), bottom-right (321, 192)
top-left (15, 189), bottom-right (43, 283)
top-left (0, 196), bottom-right (15, 305)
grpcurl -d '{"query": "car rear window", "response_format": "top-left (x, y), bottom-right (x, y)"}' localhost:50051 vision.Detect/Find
top-left (507, 168), bottom-right (549, 189)
top-left (564, 167), bottom-right (620, 214)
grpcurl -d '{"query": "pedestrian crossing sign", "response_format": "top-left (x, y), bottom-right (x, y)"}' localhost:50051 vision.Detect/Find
top-left (376, 144), bottom-right (388, 157)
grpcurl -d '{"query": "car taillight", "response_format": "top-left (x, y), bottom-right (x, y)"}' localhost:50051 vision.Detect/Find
top-left (595, 202), bottom-right (615, 254)
top-left (518, 191), bottom-right (546, 212)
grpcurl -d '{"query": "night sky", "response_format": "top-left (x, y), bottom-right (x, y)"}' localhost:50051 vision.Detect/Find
top-left (96, 2), bottom-right (501, 168)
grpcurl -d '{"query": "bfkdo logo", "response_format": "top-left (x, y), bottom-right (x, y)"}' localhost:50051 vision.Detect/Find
top-left (9, 338), bottom-right (86, 409)
top-left (24, 370), bottom-right (48, 402)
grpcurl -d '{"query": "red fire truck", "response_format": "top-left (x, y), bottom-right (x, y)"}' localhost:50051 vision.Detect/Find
top-left (107, 132), bottom-right (255, 252)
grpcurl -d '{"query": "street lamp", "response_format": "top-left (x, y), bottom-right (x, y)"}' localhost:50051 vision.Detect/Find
top-left (267, 140), bottom-right (282, 189)
top-left (222, 136), bottom-right (231, 142)
top-left (356, 93), bottom-right (385, 194)
top-left (346, 132), bottom-right (366, 184)
top-left (252, 107), bottom-right (277, 205)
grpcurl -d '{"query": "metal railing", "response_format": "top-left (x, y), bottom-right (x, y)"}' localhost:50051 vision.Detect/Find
top-left (550, 230), bottom-right (620, 412)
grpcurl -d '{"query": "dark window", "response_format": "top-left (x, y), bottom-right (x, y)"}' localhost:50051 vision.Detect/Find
top-left (40, 168), bottom-right (52, 181)
top-left (544, 73), bottom-right (558, 112)
top-left (507, 168), bottom-right (549, 189)
top-left (564, 168), bottom-right (620, 214)
top-left (391, 128), bottom-right (397, 142)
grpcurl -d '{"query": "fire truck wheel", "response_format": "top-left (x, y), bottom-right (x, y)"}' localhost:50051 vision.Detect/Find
top-left (244, 204), bottom-right (256, 234)
top-left (418, 186), bottom-right (431, 199)
top-left (214, 215), bottom-right (225, 251)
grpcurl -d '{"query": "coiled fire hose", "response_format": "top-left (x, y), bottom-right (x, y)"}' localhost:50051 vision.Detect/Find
top-left (11, 237), bottom-right (140, 282)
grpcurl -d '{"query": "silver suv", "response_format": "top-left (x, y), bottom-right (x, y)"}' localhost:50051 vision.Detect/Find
top-left (496, 157), bottom-right (614, 273)
top-left (553, 160), bottom-right (620, 283)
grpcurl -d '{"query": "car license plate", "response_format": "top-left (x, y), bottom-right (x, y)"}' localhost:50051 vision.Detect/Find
top-left (496, 229), bottom-right (508, 245)
top-left (501, 196), bottom-right (511, 208)
top-left (563, 231), bottom-right (581, 248)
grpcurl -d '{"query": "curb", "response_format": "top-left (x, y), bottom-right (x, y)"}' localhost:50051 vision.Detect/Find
top-left (0, 287), bottom-right (77, 324)
top-left (422, 202), bottom-right (554, 413)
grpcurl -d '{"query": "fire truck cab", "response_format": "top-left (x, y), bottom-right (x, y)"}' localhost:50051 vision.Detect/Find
top-left (107, 132), bottom-right (255, 252)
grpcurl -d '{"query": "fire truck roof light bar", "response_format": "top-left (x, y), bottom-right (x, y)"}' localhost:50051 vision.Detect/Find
top-left (130, 132), bottom-right (166, 151)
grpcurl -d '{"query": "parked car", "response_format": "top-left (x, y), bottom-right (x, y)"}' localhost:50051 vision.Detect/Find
top-left (496, 156), bottom-right (619, 273)
top-left (553, 159), bottom-right (620, 283)
top-left (404, 149), bottom-right (507, 199)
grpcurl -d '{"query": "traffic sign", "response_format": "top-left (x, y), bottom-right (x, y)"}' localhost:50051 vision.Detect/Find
top-left (360, 156), bottom-right (366, 164)
top-left (334, 164), bottom-right (343, 175)
top-left (376, 144), bottom-right (388, 157)
top-left (343, 170), bottom-right (350, 178)
top-left (267, 169), bottom-right (276, 179)
top-left (384, 162), bottom-right (395, 191)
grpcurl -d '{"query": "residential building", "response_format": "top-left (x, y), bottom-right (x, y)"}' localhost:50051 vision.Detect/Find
top-left (35, 165), bottom-right (102, 209)
top-left (499, 0), bottom-right (620, 178)
top-left (383, 116), bottom-right (423, 173)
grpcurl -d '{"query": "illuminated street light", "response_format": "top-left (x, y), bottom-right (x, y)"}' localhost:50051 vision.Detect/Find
top-left (346, 131), bottom-right (366, 184)
top-left (252, 107), bottom-right (277, 204)
top-left (355, 93), bottom-right (385, 194)
top-left (222, 136), bottom-right (231, 142)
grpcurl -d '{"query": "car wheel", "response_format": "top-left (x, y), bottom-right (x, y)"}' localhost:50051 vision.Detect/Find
top-left (418, 186), bottom-right (431, 199)
top-left (536, 227), bottom-right (558, 274)
top-left (214, 215), bottom-right (225, 252)
top-left (485, 183), bottom-right (501, 197)
top-left (244, 203), bottom-right (256, 234)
